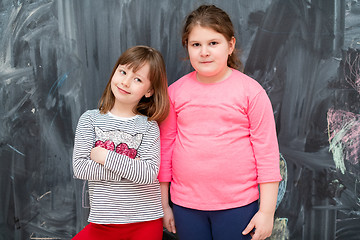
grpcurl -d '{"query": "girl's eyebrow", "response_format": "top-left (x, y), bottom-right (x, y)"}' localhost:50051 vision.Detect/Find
top-left (133, 68), bottom-right (148, 80)
top-left (118, 65), bottom-right (146, 80)
top-left (135, 72), bottom-right (146, 80)
top-left (188, 38), bottom-right (221, 43)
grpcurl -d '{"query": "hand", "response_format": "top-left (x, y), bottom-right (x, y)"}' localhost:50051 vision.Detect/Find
top-left (163, 205), bottom-right (176, 234)
top-left (242, 210), bottom-right (274, 240)
top-left (90, 146), bottom-right (108, 165)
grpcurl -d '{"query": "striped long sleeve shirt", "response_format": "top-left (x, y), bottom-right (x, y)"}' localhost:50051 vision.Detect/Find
top-left (72, 109), bottom-right (163, 224)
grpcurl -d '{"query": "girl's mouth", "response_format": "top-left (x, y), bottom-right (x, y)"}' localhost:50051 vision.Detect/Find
top-left (118, 87), bottom-right (130, 94)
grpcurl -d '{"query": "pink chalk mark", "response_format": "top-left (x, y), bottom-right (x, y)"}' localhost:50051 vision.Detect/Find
top-left (327, 108), bottom-right (360, 165)
top-left (344, 51), bottom-right (360, 93)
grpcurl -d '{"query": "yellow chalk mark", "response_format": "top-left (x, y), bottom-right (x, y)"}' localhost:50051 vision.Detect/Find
top-left (37, 191), bottom-right (51, 201)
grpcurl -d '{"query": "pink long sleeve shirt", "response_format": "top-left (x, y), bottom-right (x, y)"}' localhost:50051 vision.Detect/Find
top-left (158, 70), bottom-right (281, 211)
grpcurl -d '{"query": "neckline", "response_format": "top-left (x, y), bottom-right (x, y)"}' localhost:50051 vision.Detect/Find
top-left (194, 68), bottom-right (233, 85)
top-left (107, 111), bottom-right (140, 121)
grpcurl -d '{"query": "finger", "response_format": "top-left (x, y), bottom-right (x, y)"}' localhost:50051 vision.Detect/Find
top-left (251, 231), bottom-right (261, 240)
top-left (163, 219), bottom-right (169, 229)
top-left (164, 218), bottom-right (175, 233)
top-left (165, 223), bottom-right (172, 233)
top-left (242, 222), bottom-right (255, 235)
top-left (170, 219), bottom-right (176, 233)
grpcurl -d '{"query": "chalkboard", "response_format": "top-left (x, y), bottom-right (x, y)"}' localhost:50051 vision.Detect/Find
top-left (1, 0), bottom-right (359, 239)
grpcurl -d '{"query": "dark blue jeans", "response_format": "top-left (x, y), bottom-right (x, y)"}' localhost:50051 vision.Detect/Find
top-left (173, 201), bottom-right (258, 240)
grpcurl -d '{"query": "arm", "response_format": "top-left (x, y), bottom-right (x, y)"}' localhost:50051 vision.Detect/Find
top-left (157, 97), bottom-right (177, 182)
top-left (242, 89), bottom-right (282, 239)
top-left (248, 89), bottom-right (281, 183)
top-left (160, 182), bottom-right (176, 233)
top-left (158, 94), bottom-right (177, 232)
top-left (242, 182), bottom-right (279, 239)
top-left (91, 121), bottom-right (161, 185)
top-left (72, 112), bottom-right (122, 181)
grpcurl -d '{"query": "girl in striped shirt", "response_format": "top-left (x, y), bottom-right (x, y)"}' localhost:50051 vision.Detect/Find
top-left (72, 45), bottom-right (169, 240)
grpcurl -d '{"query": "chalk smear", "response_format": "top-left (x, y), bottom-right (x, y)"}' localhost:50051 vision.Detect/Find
top-left (327, 108), bottom-right (360, 174)
top-left (269, 218), bottom-right (289, 240)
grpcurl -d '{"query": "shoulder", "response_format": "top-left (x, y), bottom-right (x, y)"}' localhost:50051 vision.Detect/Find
top-left (135, 115), bottom-right (159, 132)
top-left (168, 71), bottom-right (196, 93)
top-left (167, 72), bottom-right (197, 102)
top-left (232, 70), bottom-right (262, 87)
top-left (75, 109), bottom-right (102, 133)
top-left (230, 69), bottom-right (265, 95)
top-left (77, 110), bottom-right (115, 129)
top-left (78, 109), bottom-right (101, 122)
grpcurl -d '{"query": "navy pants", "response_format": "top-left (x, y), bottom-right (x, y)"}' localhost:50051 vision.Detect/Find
top-left (173, 201), bottom-right (258, 240)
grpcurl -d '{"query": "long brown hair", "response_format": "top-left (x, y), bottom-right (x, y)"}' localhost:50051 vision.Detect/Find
top-left (182, 4), bottom-right (243, 71)
top-left (98, 45), bottom-right (170, 122)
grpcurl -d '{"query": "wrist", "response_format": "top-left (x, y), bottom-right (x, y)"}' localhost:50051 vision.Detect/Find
top-left (258, 209), bottom-right (275, 218)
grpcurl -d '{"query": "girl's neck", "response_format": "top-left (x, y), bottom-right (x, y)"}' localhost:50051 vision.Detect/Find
top-left (110, 104), bottom-right (137, 118)
top-left (196, 67), bottom-right (232, 84)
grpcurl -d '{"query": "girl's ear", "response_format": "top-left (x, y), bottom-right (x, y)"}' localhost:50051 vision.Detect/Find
top-left (145, 88), bottom-right (154, 98)
top-left (229, 36), bottom-right (236, 55)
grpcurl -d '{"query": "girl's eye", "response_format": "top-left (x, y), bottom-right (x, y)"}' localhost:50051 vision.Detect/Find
top-left (192, 43), bottom-right (200, 47)
top-left (134, 78), bottom-right (142, 83)
top-left (119, 70), bottom-right (126, 75)
top-left (210, 41), bottom-right (218, 46)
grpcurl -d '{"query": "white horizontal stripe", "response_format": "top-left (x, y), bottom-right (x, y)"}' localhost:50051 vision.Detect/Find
top-left (72, 110), bottom-right (163, 224)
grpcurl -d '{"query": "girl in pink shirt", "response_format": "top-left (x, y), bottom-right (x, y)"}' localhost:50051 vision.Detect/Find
top-left (158, 5), bottom-right (281, 240)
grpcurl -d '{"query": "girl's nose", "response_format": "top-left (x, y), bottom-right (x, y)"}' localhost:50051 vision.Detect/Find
top-left (200, 46), bottom-right (209, 57)
top-left (121, 76), bottom-right (131, 87)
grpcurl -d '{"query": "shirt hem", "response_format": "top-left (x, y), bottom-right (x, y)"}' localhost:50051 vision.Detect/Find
top-left (171, 196), bottom-right (259, 211)
top-left (88, 214), bottom-right (164, 225)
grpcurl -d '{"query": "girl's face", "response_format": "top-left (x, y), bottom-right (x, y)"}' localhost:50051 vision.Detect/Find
top-left (187, 25), bottom-right (235, 83)
top-left (110, 63), bottom-right (153, 115)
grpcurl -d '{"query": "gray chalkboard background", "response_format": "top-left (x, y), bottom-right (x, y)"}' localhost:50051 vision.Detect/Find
top-left (1, 0), bottom-right (360, 239)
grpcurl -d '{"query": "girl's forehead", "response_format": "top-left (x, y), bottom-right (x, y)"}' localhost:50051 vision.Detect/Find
top-left (188, 25), bottom-right (224, 39)
top-left (119, 61), bottom-right (147, 71)
top-left (119, 63), bottom-right (150, 76)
